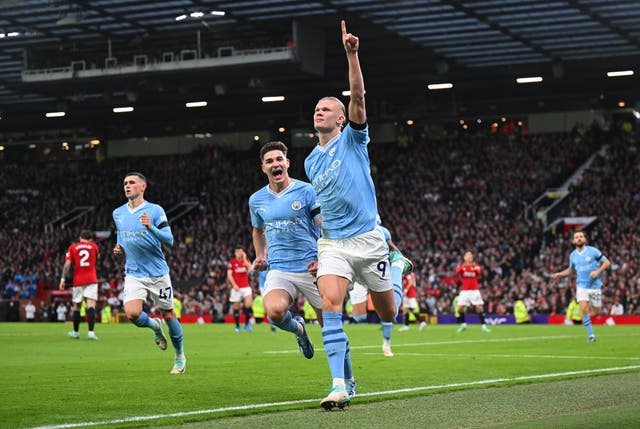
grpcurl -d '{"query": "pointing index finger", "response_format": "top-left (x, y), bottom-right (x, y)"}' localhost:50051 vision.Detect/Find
top-left (341, 20), bottom-right (346, 36)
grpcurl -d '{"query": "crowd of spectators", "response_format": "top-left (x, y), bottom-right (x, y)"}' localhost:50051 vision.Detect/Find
top-left (1, 120), bottom-right (638, 322)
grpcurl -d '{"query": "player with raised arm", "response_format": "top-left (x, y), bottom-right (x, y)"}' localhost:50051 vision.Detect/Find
top-left (551, 231), bottom-right (610, 342)
top-left (59, 230), bottom-right (100, 340)
top-left (249, 140), bottom-right (323, 358)
top-left (304, 20), bottom-right (399, 410)
top-left (112, 172), bottom-right (186, 374)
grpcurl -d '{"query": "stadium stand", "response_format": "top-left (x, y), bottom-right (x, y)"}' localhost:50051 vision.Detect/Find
top-left (1, 120), bottom-right (638, 320)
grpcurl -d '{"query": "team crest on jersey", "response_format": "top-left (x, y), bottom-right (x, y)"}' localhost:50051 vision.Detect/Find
top-left (291, 201), bottom-right (302, 210)
top-left (585, 256), bottom-right (591, 262)
top-left (329, 147), bottom-right (336, 157)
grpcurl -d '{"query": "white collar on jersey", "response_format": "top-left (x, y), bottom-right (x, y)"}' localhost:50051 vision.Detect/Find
top-left (268, 179), bottom-right (295, 197)
top-left (318, 131), bottom-right (341, 151)
top-left (126, 200), bottom-right (147, 214)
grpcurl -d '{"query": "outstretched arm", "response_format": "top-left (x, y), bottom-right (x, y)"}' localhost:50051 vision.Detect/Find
top-left (342, 20), bottom-right (366, 125)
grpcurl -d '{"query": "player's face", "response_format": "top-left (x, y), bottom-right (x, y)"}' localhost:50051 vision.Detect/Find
top-left (464, 252), bottom-right (473, 263)
top-left (573, 232), bottom-right (586, 247)
top-left (313, 99), bottom-right (345, 133)
top-left (123, 175), bottom-right (146, 200)
top-left (235, 249), bottom-right (245, 260)
top-left (261, 150), bottom-right (290, 184)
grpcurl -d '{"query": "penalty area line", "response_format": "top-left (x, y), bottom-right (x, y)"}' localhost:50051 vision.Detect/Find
top-left (28, 365), bottom-right (640, 429)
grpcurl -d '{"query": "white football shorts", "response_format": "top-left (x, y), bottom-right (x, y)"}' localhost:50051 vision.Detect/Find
top-left (402, 296), bottom-right (418, 310)
top-left (576, 287), bottom-right (602, 308)
top-left (229, 286), bottom-right (253, 303)
top-left (263, 270), bottom-right (323, 309)
top-left (123, 274), bottom-right (174, 310)
top-left (317, 229), bottom-right (392, 293)
top-left (71, 283), bottom-right (98, 303)
top-left (458, 290), bottom-right (484, 307)
top-left (349, 281), bottom-right (369, 305)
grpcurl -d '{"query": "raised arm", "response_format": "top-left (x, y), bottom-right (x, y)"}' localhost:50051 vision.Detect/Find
top-left (342, 20), bottom-right (366, 125)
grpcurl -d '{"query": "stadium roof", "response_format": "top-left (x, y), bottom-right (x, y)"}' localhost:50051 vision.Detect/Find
top-left (0, 0), bottom-right (638, 138)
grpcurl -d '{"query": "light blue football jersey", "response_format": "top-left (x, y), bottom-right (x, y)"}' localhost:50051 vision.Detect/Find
top-left (112, 201), bottom-right (171, 277)
top-left (570, 245), bottom-right (607, 289)
top-left (304, 123), bottom-right (379, 240)
top-left (249, 179), bottom-right (320, 273)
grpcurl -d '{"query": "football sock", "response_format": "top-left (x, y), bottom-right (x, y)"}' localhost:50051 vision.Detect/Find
top-left (343, 340), bottom-right (353, 380)
top-left (479, 311), bottom-right (487, 325)
top-left (381, 321), bottom-right (393, 341)
top-left (87, 307), bottom-right (96, 331)
top-left (72, 309), bottom-right (81, 332)
top-left (166, 317), bottom-right (184, 355)
top-left (582, 315), bottom-right (594, 337)
top-left (352, 313), bottom-right (367, 323)
top-left (456, 314), bottom-right (465, 324)
top-left (233, 309), bottom-right (240, 327)
top-left (133, 311), bottom-right (155, 329)
top-left (269, 311), bottom-right (299, 334)
top-left (403, 313), bottom-right (410, 326)
top-left (243, 306), bottom-right (253, 324)
top-left (391, 263), bottom-right (403, 315)
top-left (322, 311), bottom-right (347, 380)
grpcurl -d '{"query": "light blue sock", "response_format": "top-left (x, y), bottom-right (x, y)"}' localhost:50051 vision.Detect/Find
top-left (381, 321), bottom-right (393, 341)
top-left (322, 311), bottom-right (347, 380)
top-left (166, 317), bottom-right (184, 355)
top-left (352, 313), bottom-right (367, 323)
top-left (582, 315), bottom-right (594, 337)
top-left (391, 264), bottom-right (403, 317)
top-left (133, 311), bottom-right (155, 329)
top-left (343, 340), bottom-right (353, 380)
top-left (269, 311), bottom-right (299, 334)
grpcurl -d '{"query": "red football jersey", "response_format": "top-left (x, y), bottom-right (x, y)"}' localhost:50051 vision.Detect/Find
top-left (455, 263), bottom-right (481, 291)
top-left (65, 241), bottom-right (99, 286)
top-left (227, 258), bottom-right (250, 288)
top-left (402, 272), bottom-right (417, 298)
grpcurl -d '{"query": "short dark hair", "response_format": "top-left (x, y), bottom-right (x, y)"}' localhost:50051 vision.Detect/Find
top-left (80, 230), bottom-right (94, 240)
top-left (124, 172), bottom-right (147, 183)
top-left (260, 141), bottom-right (288, 162)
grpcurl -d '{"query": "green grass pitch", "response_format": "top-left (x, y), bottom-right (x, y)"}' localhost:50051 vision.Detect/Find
top-left (3, 322), bottom-right (639, 429)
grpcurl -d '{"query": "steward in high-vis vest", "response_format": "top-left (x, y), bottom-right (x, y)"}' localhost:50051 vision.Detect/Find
top-left (514, 298), bottom-right (530, 324)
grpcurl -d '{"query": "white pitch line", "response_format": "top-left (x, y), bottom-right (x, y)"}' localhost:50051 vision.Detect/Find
top-left (352, 365), bottom-right (640, 399)
top-left (361, 352), bottom-right (640, 361)
top-left (0, 332), bottom-right (43, 336)
top-left (264, 333), bottom-right (639, 354)
top-left (28, 365), bottom-right (640, 429)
